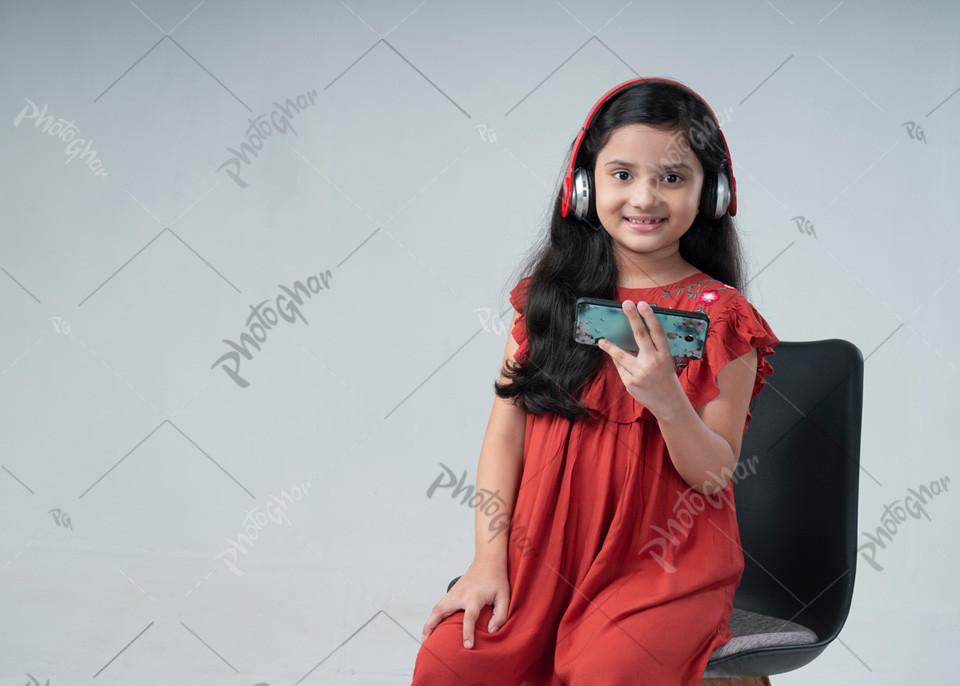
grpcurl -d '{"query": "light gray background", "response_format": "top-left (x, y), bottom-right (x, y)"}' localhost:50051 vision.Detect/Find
top-left (1, 0), bottom-right (957, 684)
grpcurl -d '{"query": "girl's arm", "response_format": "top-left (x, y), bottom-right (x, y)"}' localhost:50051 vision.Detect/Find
top-left (598, 299), bottom-right (758, 494)
top-left (473, 309), bottom-right (527, 562)
top-left (421, 310), bottom-right (526, 649)
top-left (655, 347), bottom-right (757, 494)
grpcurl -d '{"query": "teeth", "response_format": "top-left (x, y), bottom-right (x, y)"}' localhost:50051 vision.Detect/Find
top-left (627, 218), bottom-right (663, 224)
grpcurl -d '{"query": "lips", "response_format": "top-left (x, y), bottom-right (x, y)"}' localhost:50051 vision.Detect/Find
top-left (624, 216), bottom-right (666, 230)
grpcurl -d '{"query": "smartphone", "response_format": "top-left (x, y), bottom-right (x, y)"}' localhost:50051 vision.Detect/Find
top-left (574, 297), bottom-right (710, 359)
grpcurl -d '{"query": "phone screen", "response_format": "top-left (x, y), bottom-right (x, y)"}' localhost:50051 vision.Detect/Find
top-left (574, 297), bottom-right (709, 359)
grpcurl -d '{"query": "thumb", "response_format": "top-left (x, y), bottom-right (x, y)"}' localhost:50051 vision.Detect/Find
top-left (487, 590), bottom-right (510, 632)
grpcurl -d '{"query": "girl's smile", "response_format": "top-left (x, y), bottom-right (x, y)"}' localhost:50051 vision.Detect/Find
top-left (624, 216), bottom-right (666, 231)
top-left (593, 124), bottom-right (704, 275)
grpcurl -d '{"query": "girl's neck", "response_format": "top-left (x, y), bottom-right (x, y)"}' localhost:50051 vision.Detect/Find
top-left (615, 255), bottom-right (700, 289)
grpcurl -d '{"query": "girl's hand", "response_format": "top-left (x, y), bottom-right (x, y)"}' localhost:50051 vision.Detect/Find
top-left (420, 556), bottom-right (510, 650)
top-left (597, 299), bottom-right (687, 420)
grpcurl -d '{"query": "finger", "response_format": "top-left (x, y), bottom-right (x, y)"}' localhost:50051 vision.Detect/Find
top-left (488, 590), bottom-right (510, 632)
top-left (421, 601), bottom-right (451, 640)
top-left (597, 336), bottom-right (629, 369)
top-left (462, 603), bottom-right (480, 649)
top-left (632, 301), bottom-right (668, 352)
top-left (621, 299), bottom-right (656, 351)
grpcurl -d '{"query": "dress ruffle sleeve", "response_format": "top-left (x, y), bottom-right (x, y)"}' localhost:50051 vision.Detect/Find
top-left (579, 290), bottom-right (778, 427)
top-left (681, 294), bottom-right (779, 430)
top-left (508, 277), bottom-right (531, 365)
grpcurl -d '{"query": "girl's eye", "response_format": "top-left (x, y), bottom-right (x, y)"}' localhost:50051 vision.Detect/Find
top-left (663, 173), bottom-right (682, 184)
top-left (613, 171), bottom-right (631, 181)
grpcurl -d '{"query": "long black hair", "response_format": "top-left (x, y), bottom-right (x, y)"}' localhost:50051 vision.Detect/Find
top-left (494, 79), bottom-right (746, 419)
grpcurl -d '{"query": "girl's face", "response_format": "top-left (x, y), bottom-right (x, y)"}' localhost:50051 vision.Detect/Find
top-left (593, 123), bottom-right (704, 267)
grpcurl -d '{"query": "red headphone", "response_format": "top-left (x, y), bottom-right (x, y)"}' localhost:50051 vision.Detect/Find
top-left (561, 77), bottom-right (737, 221)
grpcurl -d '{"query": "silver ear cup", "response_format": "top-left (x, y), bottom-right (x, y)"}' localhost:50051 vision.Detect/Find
top-left (571, 168), bottom-right (592, 220)
top-left (713, 173), bottom-right (731, 219)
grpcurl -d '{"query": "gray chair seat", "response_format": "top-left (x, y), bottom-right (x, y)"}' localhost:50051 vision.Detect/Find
top-left (709, 608), bottom-right (819, 660)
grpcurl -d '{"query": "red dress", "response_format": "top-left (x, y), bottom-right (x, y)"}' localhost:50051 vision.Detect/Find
top-left (413, 272), bottom-right (779, 685)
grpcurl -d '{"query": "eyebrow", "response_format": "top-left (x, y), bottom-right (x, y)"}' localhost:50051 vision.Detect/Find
top-left (603, 160), bottom-right (694, 171)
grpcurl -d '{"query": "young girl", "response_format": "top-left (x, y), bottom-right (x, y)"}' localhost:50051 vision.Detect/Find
top-left (412, 78), bottom-right (778, 685)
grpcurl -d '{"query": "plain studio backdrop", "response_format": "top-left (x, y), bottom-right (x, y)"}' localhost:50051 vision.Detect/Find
top-left (0, 1), bottom-right (957, 684)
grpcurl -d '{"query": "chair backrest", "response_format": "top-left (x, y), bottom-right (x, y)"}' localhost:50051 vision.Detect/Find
top-left (732, 339), bottom-right (863, 646)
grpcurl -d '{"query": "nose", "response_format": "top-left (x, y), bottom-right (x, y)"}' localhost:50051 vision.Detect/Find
top-left (630, 175), bottom-right (663, 208)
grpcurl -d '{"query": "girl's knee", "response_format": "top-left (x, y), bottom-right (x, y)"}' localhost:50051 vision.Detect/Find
top-left (411, 608), bottom-right (535, 686)
top-left (412, 623), bottom-right (467, 685)
top-left (412, 615), bottom-right (499, 685)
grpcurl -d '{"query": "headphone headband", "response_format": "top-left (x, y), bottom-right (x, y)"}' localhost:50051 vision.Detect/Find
top-left (561, 77), bottom-right (737, 219)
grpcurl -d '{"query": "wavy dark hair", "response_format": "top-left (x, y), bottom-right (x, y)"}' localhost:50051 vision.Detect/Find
top-left (494, 79), bottom-right (746, 419)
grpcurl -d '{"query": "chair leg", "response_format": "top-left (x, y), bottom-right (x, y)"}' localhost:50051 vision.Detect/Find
top-left (702, 678), bottom-right (771, 686)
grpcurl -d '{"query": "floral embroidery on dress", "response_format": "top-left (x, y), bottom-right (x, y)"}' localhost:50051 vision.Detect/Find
top-left (657, 277), bottom-right (730, 312)
top-left (658, 278), bottom-right (732, 373)
top-left (697, 289), bottom-right (720, 305)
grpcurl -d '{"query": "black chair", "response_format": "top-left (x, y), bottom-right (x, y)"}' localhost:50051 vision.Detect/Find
top-left (447, 339), bottom-right (864, 680)
top-left (701, 339), bottom-right (863, 677)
